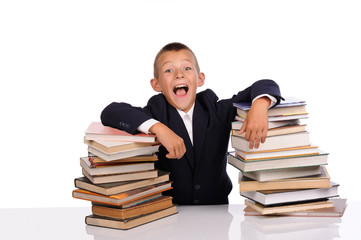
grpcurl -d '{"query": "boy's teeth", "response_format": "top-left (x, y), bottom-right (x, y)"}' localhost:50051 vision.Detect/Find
top-left (173, 84), bottom-right (188, 96)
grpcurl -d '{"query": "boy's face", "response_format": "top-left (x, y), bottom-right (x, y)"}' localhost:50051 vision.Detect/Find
top-left (151, 49), bottom-right (205, 113)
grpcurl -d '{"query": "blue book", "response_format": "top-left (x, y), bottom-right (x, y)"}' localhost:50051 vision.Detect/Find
top-left (233, 97), bottom-right (306, 111)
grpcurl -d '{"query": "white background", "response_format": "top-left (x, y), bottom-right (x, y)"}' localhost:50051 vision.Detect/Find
top-left (1, 0), bottom-right (360, 208)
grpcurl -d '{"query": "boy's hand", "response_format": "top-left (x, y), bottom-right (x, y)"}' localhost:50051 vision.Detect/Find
top-left (149, 122), bottom-right (186, 159)
top-left (238, 97), bottom-right (271, 149)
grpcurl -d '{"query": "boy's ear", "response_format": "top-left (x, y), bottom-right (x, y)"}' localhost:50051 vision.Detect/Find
top-left (197, 72), bottom-right (205, 87)
top-left (150, 78), bottom-right (162, 92)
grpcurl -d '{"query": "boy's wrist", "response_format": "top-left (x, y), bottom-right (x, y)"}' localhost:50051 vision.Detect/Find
top-left (252, 96), bottom-right (272, 109)
top-left (252, 94), bottom-right (276, 108)
top-left (149, 122), bottom-right (166, 135)
top-left (137, 119), bottom-right (159, 134)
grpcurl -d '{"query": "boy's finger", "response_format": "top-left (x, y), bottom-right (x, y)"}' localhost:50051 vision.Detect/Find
top-left (244, 126), bottom-right (251, 141)
top-left (248, 131), bottom-right (256, 149)
top-left (261, 129), bottom-right (267, 143)
top-left (166, 153), bottom-right (175, 159)
top-left (238, 121), bottom-right (247, 135)
top-left (166, 147), bottom-right (177, 159)
top-left (254, 131), bottom-right (262, 149)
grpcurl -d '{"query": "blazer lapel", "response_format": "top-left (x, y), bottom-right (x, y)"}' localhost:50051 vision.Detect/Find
top-left (192, 100), bottom-right (208, 171)
top-left (168, 106), bottom-right (195, 170)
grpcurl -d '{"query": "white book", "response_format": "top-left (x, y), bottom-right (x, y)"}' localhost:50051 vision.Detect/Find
top-left (88, 145), bottom-right (160, 161)
top-left (235, 145), bottom-right (319, 161)
top-left (80, 157), bottom-right (155, 176)
top-left (227, 151), bottom-right (328, 172)
top-left (231, 132), bottom-right (310, 152)
top-left (243, 165), bottom-right (322, 182)
top-left (241, 182), bottom-right (339, 205)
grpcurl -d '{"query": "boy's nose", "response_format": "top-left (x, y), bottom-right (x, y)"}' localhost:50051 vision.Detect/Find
top-left (176, 71), bottom-right (184, 79)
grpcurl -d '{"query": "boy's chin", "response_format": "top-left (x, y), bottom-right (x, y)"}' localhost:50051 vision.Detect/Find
top-left (167, 93), bottom-right (195, 112)
top-left (170, 100), bottom-right (192, 112)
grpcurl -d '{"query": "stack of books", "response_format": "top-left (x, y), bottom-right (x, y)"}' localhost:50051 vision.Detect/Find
top-left (72, 122), bottom-right (177, 230)
top-left (227, 98), bottom-right (347, 215)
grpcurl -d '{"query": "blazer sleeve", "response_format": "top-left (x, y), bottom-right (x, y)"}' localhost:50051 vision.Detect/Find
top-left (203, 79), bottom-right (283, 128)
top-left (100, 94), bottom-right (167, 134)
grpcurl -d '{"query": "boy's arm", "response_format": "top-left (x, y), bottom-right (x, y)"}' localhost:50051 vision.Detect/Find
top-left (138, 120), bottom-right (186, 159)
top-left (234, 80), bottom-right (283, 149)
top-left (238, 96), bottom-right (271, 149)
top-left (101, 98), bottom-right (186, 159)
top-left (149, 122), bottom-right (186, 159)
top-left (206, 79), bottom-right (283, 149)
top-left (101, 102), bottom-right (154, 134)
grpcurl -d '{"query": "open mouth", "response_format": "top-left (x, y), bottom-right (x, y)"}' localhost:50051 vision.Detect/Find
top-left (173, 84), bottom-right (189, 96)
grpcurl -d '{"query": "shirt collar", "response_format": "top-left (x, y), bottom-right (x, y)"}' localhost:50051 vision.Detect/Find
top-left (176, 103), bottom-right (195, 121)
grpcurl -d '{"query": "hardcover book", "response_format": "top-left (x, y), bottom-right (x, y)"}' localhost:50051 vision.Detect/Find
top-left (85, 206), bottom-right (178, 230)
top-left (244, 198), bottom-right (347, 217)
top-left (91, 195), bottom-right (174, 220)
top-left (72, 181), bottom-right (173, 206)
top-left (244, 199), bottom-right (334, 215)
top-left (85, 122), bottom-right (156, 142)
top-left (227, 151), bottom-right (328, 172)
top-left (238, 166), bottom-right (331, 192)
top-left (74, 171), bottom-right (170, 196)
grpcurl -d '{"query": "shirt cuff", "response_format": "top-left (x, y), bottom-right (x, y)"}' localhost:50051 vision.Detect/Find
top-left (252, 94), bottom-right (277, 109)
top-left (137, 119), bottom-right (159, 134)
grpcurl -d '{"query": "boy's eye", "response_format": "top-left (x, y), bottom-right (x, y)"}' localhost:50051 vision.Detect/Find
top-left (165, 69), bottom-right (173, 73)
top-left (185, 67), bottom-right (192, 70)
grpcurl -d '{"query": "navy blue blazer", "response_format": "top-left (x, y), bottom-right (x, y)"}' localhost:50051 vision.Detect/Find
top-left (101, 79), bottom-right (283, 205)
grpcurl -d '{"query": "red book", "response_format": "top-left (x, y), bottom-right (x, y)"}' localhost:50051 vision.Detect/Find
top-left (85, 122), bottom-right (156, 143)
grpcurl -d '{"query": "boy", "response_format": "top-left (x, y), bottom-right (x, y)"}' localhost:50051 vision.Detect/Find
top-left (101, 42), bottom-right (283, 205)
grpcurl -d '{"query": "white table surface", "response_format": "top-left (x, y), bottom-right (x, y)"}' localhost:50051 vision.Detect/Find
top-left (0, 202), bottom-right (360, 240)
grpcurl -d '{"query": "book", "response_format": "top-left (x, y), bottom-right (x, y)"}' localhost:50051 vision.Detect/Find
top-left (243, 198), bottom-right (347, 217)
top-left (227, 151), bottom-right (328, 172)
top-left (80, 157), bottom-right (155, 176)
top-left (238, 166), bottom-right (331, 192)
top-left (74, 171), bottom-right (170, 196)
top-left (232, 124), bottom-right (307, 138)
top-left (72, 181), bottom-right (173, 206)
top-left (241, 182), bottom-right (339, 205)
top-left (235, 145), bottom-right (319, 161)
top-left (88, 145), bottom-right (160, 161)
top-left (89, 155), bottom-right (158, 166)
top-left (96, 193), bottom-right (163, 209)
top-left (85, 122), bottom-right (156, 142)
top-left (232, 119), bottom-right (301, 130)
top-left (84, 139), bottom-right (156, 154)
top-left (85, 206), bottom-right (178, 230)
top-left (243, 166), bottom-right (322, 182)
top-left (236, 104), bottom-right (307, 118)
top-left (82, 168), bottom-right (159, 184)
top-left (244, 199), bottom-right (334, 215)
top-left (231, 132), bottom-right (311, 152)
top-left (235, 113), bottom-right (308, 122)
top-left (234, 97), bottom-right (306, 110)
top-left (91, 195), bottom-right (174, 220)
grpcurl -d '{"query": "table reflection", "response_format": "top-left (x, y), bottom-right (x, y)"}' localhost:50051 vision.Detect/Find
top-left (240, 213), bottom-right (341, 240)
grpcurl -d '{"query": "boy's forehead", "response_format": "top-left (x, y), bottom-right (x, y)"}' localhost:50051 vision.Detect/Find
top-left (158, 50), bottom-right (196, 65)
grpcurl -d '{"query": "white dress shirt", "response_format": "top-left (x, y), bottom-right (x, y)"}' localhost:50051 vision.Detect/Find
top-left (176, 104), bottom-right (194, 145)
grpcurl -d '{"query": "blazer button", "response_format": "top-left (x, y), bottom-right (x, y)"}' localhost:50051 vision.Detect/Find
top-left (194, 184), bottom-right (201, 190)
